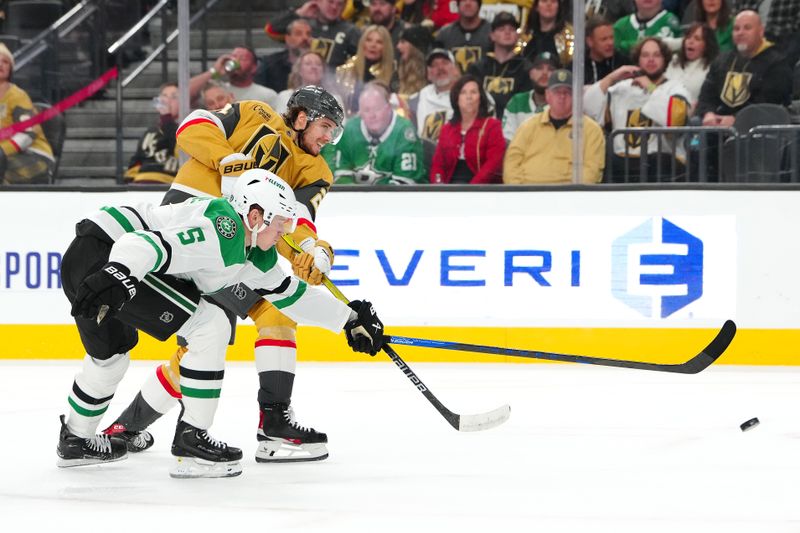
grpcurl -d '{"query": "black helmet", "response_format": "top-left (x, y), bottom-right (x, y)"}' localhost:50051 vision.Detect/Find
top-left (287, 85), bottom-right (344, 128)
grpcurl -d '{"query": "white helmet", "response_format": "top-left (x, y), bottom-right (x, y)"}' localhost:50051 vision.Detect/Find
top-left (229, 169), bottom-right (298, 246)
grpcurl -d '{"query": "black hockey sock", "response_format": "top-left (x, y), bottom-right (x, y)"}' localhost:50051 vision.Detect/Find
top-left (114, 392), bottom-right (163, 432)
top-left (257, 371), bottom-right (294, 406)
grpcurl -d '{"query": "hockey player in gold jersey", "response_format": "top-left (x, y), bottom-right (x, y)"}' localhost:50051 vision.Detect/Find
top-left (106, 86), bottom-right (346, 463)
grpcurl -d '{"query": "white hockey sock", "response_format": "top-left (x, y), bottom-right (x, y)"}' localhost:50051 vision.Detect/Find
top-left (139, 364), bottom-right (181, 415)
top-left (178, 363), bottom-right (224, 430)
top-left (255, 338), bottom-right (297, 405)
top-left (176, 300), bottom-right (229, 430)
top-left (67, 352), bottom-right (130, 438)
top-left (254, 338), bottom-right (298, 374)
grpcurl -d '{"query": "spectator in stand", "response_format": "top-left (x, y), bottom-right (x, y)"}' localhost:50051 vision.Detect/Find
top-left (693, 0), bottom-right (733, 51)
top-left (394, 25), bottom-right (434, 97)
top-left (124, 82), bottom-right (180, 185)
top-left (412, 48), bottom-right (461, 143)
top-left (0, 44), bottom-right (54, 184)
top-left (502, 51), bottom-right (557, 140)
top-left (266, 0), bottom-right (361, 68)
top-left (336, 25), bottom-right (395, 115)
top-left (735, 0), bottom-right (800, 67)
top-left (504, 69), bottom-right (605, 184)
top-left (188, 46), bottom-right (277, 108)
top-left (614, 0), bottom-right (682, 55)
top-left (430, 75), bottom-right (505, 184)
top-left (585, 37), bottom-right (691, 182)
top-left (274, 51), bottom-right (328, 112)
top-left (584, 15), bottom-right (630, 85)
top-left (520, 0), bottom-right (575, 67)
top-left (399, 0), bottom-right (435, 25)
top-left (697, 9), bottom-right (793, 127)
top-left (256, 19), bottom-right (313, 93)
top-left (429, 0), bottom-right (460, 28)
top-left (666, 22), bottom-right (719, 107)
top-left (468, 11), bottom-right (533, 117)
top-left (434, 0), bottom-right (493, 73)
top-left (200, 81), bottom-right (235, 111)
top-left (323, 81), bottom-right (426, 184)
top-left (585, 0), bottom-right (636, 22)
top-left (367, 0), bottom-right (407, 46)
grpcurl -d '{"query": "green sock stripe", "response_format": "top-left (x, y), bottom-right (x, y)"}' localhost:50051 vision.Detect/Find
top-left (68, 396), bottom-right (109, 417)
top-left (180, 386), bottom-right (221, 399)
top-left (272, 280), bottom-right (308, 309)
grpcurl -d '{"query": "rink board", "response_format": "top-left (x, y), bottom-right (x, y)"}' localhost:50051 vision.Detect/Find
top-left (0, 188), bottom-right (798, 364)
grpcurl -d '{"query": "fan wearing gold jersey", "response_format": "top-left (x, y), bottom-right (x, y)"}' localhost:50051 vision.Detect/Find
top-left (106, 86), bottom-right (346, 463)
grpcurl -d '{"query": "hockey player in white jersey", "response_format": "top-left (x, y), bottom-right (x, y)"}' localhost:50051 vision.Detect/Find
top-left (57, 170), bottom-right (384, 478)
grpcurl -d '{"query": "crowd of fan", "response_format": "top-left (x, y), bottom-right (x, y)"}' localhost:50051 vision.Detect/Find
top-left (3, 0), bottom-right (799, 185)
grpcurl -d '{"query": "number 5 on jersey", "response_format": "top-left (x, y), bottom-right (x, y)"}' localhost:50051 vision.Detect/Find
top-left (178, 228), bottom-right (206, 245)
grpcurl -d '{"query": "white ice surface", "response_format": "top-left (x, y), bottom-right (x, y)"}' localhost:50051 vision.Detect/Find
top-left (1, 360), bottom-right (798, 532)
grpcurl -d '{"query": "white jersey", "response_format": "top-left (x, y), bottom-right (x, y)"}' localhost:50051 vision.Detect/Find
top-left (584, 78), bottom-right (690, 158)
top-left (415, 84), bottom-right (453, 143)
top-left (85, 197), bottom-right (350, 332)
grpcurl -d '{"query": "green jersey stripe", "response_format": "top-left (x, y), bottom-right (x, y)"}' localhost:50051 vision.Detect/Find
top-left (101, 206), bottom-right (135, 233)
top-left (142, 274), bottom-right (197, 314)
top-left (68, 397), bottom-right (109, 417)
top-left (180, 386), bottom-right (222, 399)
top-left (133, 232), bottom-right (165, 271)
top-left (272, 280), bottom-right (308, 309)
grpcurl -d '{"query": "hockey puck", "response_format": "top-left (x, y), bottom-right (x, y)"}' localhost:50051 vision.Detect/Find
top-left (740, 417), bottom-right (760, 432)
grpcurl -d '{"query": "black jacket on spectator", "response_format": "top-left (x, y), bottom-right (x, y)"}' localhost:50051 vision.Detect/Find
top-left (467, 53), bottom-right (533, 117)
top-left (696, 43), bottom-right (793, 117)
top-left (582, 51), bottom-right (630, 85)
top-left (255, 49), bottom-right (292, 93)
top-left (268, 12), bottom-right (360, 68)
top-left (434, 20), bottom-right (493, 73)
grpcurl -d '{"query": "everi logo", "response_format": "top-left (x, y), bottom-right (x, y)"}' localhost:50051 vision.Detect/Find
top-left (611, 218), bottom-right (703, 318)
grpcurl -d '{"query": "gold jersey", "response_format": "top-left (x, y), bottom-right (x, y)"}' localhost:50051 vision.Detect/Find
top-left (168, 100), bottom-right (333, 247)
top-left (0, 84), bottom-right (53, 160)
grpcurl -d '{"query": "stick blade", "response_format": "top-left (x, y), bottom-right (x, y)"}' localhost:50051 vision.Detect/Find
top-left (680, 319), bottom-right (737, 374)
top-left (457, 404), bottom-right (511, 432)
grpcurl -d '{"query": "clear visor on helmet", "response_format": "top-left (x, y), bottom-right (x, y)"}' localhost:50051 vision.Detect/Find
top-left (267, 214), bottom-right (297, 235)
top-left (309, 113), bottom-right (344, 145)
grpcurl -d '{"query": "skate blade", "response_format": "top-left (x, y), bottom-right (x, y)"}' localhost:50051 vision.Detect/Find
top-left (56, 453), bottom-right (128, 468)
top-left (255, 439), bottom-right (328, 463)
top-left (169, 456), bottom-right (242, 478)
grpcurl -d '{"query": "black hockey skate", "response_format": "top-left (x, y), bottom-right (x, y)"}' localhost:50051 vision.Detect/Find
top-left (255, 403), bottom-right (329, 463)
top-left (170, 420), bottom-right (242, 478)
top-left (57, 415), bottom-right (128, 467)
top-left (103, 422), bottom-right (155, 453)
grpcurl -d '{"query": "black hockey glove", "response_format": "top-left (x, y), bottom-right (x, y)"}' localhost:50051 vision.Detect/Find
top-left (71, 262), bottom-right (139, 321)
top-left (344, 300), bottom-right (384, 356)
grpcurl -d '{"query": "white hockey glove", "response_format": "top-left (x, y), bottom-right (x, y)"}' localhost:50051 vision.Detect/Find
top-left (292, 238), bottom-right (334, 285)
top-left (218, 153), bottom-right (255, 197)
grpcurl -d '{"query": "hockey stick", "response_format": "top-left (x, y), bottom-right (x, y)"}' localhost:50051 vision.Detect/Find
top-left (282, 236), bottom-right (510, 432)
top-left (386, 320), bottom-right (736, 374)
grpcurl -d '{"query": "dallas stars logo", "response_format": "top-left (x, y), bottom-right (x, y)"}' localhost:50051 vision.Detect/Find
top-left (216, 216), bottom-right (237, 239)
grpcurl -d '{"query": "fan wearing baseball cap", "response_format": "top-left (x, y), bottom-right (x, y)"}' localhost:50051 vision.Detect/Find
top-left (502, 50), bottom-right (558, 140)
top-left (466, 11), bottom-right (533, 117)
top-left (411, 48), bottom-right (461, 143)
top-left (504, 68), bottom-right (606, 184)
